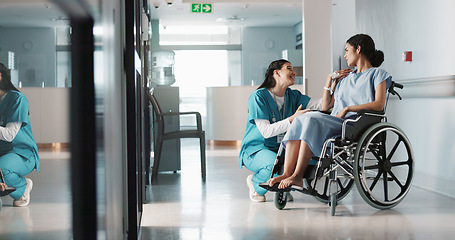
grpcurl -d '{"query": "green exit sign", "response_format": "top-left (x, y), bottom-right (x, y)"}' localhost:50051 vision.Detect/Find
top-left (191, 3), bottom-right (212, 13)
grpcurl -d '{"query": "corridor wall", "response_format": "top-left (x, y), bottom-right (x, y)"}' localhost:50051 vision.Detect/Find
top-left (353, 0), bottom-right (455, 198)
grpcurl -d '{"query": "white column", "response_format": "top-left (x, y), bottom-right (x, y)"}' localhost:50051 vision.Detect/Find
top-left (302, 0), bottom-right (332, 98)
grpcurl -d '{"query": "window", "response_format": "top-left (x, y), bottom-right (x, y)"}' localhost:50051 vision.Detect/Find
top-left (173, 50), bottom-right (241, 127)
top-left (159, 25), bottom-right (241, 46)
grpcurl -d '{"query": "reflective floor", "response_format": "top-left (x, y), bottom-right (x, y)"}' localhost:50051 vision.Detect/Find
top-left (0, 150), bottom-right (72, 240)
top-left (142, 140), bottom-right (455, 240)
top-left (1, 142), bottom-right (455, 239)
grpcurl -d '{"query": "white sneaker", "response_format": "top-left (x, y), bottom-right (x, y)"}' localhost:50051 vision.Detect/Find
top-left (246, 175), bottom-right (265, 202)
top-left (13, 178), bottom-right (33, 207)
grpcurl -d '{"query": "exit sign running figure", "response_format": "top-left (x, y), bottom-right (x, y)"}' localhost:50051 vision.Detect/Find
top-left (191, 3), bottom-right (213, 13)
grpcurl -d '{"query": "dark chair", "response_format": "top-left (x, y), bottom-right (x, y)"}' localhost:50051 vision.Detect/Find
top-left (147, 89), bottom-right (206, 182)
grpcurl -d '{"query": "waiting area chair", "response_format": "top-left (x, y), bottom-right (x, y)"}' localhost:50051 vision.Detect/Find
top-left (147, 88), bottom-right (206, 182)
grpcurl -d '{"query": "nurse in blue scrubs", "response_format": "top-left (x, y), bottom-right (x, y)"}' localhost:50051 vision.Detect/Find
top-left (239, 59), bottom-right (318, 202)
top-left (0, 63), bottom-right (39, 207)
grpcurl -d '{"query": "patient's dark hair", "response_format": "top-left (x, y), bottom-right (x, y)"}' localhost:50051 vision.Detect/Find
top-left (347, 34), bottom-right (384, 67)
top-left (0, 63), bottom-right (20, 92)
top-left (258, 59), bottom-right (290, 89)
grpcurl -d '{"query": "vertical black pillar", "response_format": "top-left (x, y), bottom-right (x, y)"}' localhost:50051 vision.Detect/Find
top-left (125, 0), bottom-right (141, 238)
top-left (70, 17), bottom-right (97, 239)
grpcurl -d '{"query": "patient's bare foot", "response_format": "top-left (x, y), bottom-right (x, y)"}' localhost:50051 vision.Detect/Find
top-left (267, 174), bottom-right (289, 187)
top-left (278, 176), bottom-right (303, 189)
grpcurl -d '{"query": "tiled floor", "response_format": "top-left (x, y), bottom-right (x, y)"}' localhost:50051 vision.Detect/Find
top-left (0, 150), bottom-right (72, 240)
top-left (142, 140), bottom-right (455, 240)
top-left (1, 142), bottom-right (455, 239)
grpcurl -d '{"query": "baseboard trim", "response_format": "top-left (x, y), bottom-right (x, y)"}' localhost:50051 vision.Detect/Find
top-left (413, 170), bottom-right (455, 199)
top-left (208, 140), bottom-right (241, 147)
top-left (37, 143), bottom-right (70, 151)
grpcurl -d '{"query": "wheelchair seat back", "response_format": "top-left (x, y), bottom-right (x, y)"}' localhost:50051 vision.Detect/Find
top-left (344, 81), bottom-right (403, 143)
top-left (345, 110), bottom-right (385, 142)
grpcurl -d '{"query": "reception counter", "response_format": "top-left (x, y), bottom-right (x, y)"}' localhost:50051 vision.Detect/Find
top-left (20, 87), bottom-right (69, 145)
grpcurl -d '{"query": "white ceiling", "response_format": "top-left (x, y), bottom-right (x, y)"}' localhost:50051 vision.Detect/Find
top-left (0, 0), bottom-right (302, 28)
top-left (151, 0), bottom-right (302, 28)
top-left (0, 0), bottom-right (69, 28)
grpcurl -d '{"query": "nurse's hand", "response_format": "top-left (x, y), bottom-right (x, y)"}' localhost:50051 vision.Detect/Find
top-left (0, 183), bottom-right (7, 191)
top-left (289, 105), bottom-right (310, 123)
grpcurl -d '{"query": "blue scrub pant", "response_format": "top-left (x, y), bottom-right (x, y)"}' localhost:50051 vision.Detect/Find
top-left (0, 153), bottom-right (35, 200)
top-left (243, 149), bottom-right (277, 195)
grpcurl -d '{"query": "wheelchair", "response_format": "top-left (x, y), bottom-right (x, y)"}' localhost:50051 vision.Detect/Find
top-left (260, 81), bottom-right (414, 216)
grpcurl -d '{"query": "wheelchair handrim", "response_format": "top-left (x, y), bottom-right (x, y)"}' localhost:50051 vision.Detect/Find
top-left (355, 123), bottom-right (414, 208)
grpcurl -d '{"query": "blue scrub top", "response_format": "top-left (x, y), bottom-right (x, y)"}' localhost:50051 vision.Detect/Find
top-left (238, 88), bottom-right (310, 167)
top-left (0, 90), bottom-right (40, 171)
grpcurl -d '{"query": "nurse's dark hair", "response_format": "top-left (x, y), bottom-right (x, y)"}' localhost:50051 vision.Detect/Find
top-left (258, 59), bottom-right (290, 89)
top-left (0, 63), bottom-right (20, 92)
top-left (347, 34), bottom-right (384, 67)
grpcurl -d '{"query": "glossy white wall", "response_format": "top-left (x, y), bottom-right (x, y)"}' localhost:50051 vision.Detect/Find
top-left (353, 0), bottom-right (455, 198)
top-left (302, 0), bottom-right (332, 98)
top-left (95, 0), bottom-right (127, 239)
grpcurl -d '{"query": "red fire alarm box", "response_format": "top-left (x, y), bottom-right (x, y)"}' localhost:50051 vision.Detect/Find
top-left (403, 51), bottom-right (412, 62)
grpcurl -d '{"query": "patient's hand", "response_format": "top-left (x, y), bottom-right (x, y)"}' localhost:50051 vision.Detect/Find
top-left (336, 107), bottom-right (349, 119)
top-left (337, 68), bottom-right (352, 77)
top-left (328, 68), bottom-right (352, 94)
top-left (0, 183), bottom-right (7, 191)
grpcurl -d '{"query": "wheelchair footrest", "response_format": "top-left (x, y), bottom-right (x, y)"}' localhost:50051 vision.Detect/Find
top-left (0, 187), bottom-right (16, 197)
top-left (259, 182), bottom-right (291, 192)
top-left (259, 182), bottom-right (313, 195)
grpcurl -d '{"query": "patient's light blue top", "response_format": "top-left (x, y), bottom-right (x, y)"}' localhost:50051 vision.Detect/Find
top-left (239, 88), bottom-right (310, 168)
top-left (283, 67), bottom-right (392, 157)
top-left (0, 91), bottom-right (40, 171)
top-left (332, 67), bottom-right (392, 118)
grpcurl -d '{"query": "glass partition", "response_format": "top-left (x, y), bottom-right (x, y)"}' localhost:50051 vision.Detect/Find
top-left (0, 0), bottom-right (73, 238)
top-left (0, 6), bottom-right (70, 88)
top-left (56, 27), bottom-right (71, 87)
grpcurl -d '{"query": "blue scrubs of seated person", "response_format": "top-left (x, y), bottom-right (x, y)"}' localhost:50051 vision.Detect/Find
top-left (0, 63), bottom-right (39, 207)
top-left (239, 59), bottom-right (312, 202)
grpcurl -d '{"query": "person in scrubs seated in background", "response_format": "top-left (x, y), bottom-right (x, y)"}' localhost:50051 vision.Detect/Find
top-left (267, 34), bottom-right (391, 190)
top-left (239, 59), bottom-right (320, 202)
top-left (0, 63), bottom-right (40, 207)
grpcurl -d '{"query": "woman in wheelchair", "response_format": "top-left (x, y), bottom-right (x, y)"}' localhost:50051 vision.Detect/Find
top-left (239, 59), bottom-right (323, 202)
top-left (266, 33), bottom-right (392, 190)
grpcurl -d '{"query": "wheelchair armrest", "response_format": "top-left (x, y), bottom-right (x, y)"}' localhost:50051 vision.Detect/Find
top-left (342, 109), bottom-right (385, 142)
top-left (357, 109), bottom-right (385, 117)
top-left (311, 109), bottom-right (331, 115)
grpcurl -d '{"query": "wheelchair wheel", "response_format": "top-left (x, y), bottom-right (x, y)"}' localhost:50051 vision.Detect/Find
top-left (274, 192), bottom-right (288, 210)
top-left (354, 123), bottom-right (414, 209)
top-left (310, 174), bottom-right (354, 204)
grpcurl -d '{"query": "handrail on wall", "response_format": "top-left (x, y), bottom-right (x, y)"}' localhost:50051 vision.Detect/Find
top-left (395, 75), bottom-right (455, 98)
